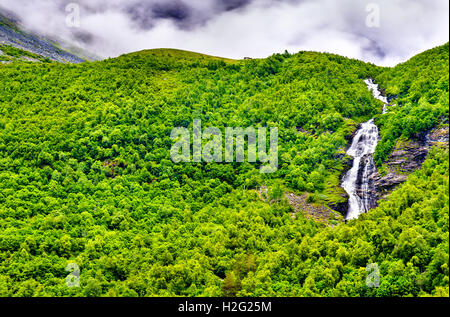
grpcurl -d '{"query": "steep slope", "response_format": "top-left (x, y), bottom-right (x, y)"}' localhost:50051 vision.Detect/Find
top-left (375, 43), bottom-right (449, 164)
top-left (0, 45), bottom-right (448, 297)
top-left (334, 43), bottom-right (449, 217)
top-left (0, 10), bottom-right (86, 63)
top-left (358, 43), bottom-right (450, 208)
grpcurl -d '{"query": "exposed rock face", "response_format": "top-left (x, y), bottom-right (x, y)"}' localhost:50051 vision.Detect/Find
top-left (0, 10), bottom-right (85, 63)
top-left (373, 172), bottom-right (407, 193)
top-left (426, 125), bottom-right (450, 144)
top-left (285, 192), bottom-right (344, 225)
top-left (375, 125), bottom-right (448, 199)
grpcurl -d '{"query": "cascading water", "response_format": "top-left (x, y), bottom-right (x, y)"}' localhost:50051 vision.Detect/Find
top-left (364, 78), bottom-right (389, 114)
top-left (342, 79), bottom-right (388, 220)
top-left (342, 120), bottom-right (380, 220)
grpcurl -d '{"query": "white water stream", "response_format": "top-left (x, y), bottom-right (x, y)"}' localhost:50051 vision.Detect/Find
top-left (365, 78), bottom-right (389, 114)
top-left (342, 79), bottom-right (388, 220)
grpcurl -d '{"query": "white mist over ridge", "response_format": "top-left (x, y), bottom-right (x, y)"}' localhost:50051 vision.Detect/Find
top-left (0, 0), bottom-right (448, 66)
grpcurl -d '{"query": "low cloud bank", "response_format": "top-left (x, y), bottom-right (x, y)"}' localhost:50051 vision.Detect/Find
top-left (1, 0), bottom-right (448, 66)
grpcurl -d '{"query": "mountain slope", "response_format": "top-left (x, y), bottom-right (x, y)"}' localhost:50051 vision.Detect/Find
top-left (0, 45), bottom-right (448, 297)
top-left (0, 10), bottom-right (86, 63)
top-left (374, 43), bottom-right (449, 164)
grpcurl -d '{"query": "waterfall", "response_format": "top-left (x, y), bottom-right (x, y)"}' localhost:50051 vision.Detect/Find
top-left (342, 120), bottom-right (380, 220)
top-left (364, 78), bottom-right (389, 114)
top-left (342, 79), bottom-right (388, 220)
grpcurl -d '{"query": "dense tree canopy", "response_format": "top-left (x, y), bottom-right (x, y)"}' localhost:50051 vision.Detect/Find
top-left (0, 45), bottom-right (448, 297)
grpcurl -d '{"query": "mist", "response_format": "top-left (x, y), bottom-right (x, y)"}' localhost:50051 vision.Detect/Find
top-left (0, 0), bottom-right (448, 66)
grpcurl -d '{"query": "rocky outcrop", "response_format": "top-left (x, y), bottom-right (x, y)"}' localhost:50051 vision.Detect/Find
top-left (363, 125), bottom-right (448, 203)
top-left (426, 125), bottom-right (450, 144)
top-left (285, 192), bottom-right (344, 225)
top-left (373, 172), bottom-right (407, 192)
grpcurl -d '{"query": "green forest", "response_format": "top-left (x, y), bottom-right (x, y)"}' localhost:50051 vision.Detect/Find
top-left (0, 43), bottom-right (448, 297)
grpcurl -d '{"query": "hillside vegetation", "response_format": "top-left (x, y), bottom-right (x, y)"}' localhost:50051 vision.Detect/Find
top-left (374, 43), bottom-right (449, 164)
top-left (0, 44), bottom-right (448, 297)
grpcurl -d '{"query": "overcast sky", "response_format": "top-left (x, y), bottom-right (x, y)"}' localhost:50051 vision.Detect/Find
top-left (0, 0), bottom-right (448, 66)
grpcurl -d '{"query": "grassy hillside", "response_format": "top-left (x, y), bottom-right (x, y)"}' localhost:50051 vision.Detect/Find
top-left (0, 45), bottom-right (448, 297)
top-left (124, 48), bottom-right (238, 62)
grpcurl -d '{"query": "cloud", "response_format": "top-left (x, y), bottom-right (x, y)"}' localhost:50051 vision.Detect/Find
top-left (0, 0), bottom-right (448, 66)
